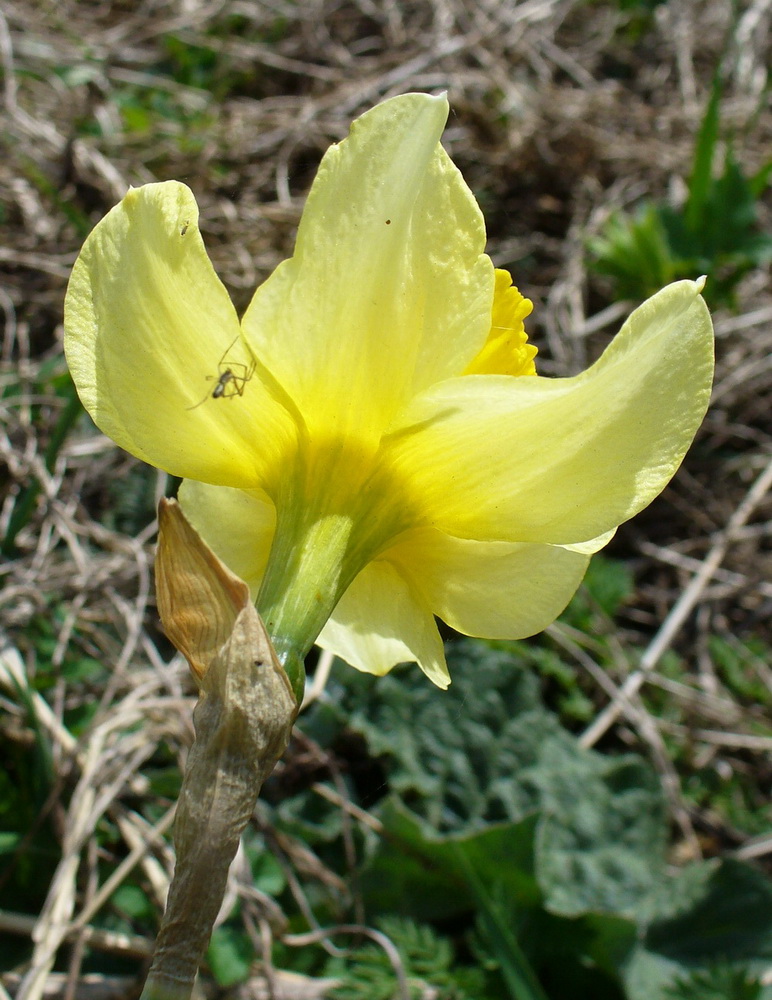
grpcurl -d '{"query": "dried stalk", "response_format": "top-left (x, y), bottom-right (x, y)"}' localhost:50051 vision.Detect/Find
top-left (140, 500), bottom-right (298, 1000)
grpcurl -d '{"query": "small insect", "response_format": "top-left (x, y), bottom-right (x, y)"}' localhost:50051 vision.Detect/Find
top-left (180, 220), bottom-right (190, 236)
top-left (187, 338), bottom-right (256, 410)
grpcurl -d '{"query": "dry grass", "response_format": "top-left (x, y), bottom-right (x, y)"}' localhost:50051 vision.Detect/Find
top-left (0, 0), bottom-right (770, 997)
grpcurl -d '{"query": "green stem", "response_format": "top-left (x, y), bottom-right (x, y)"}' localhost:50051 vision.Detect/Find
top-left (258, 510), bottom-right (357, 703)
top-left (452, 845), bottom-right (550, 1000)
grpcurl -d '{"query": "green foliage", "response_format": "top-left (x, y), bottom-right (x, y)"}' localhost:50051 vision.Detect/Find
top-left (517, 555), bottom-right (634, 724)
top-left (642, 636), bottom-right (772, 839)
top-left (615, 0), bottom-right (666, 11)
top-left (100, 463), bottom-right (161, 536)
top-left (161, 36), bottom-right (221, 91)
top-left (344, 640), bottom-right (667, 923)
top-left (19, 159), bottom-right (92, 237)
top-left (111, 884), bottom-right (155, 923)
top-left (7, 552), bottom-right (770, 998)
top-left (0, 692), bottom-right (60, 924)
top-left (207, 923), bottom-right (254, 987)
top-left (18, 607), bottom-right (111, 732)
top-left (303, 640), bottom-right (772, 1000)
top-left (347, 643), bottom-right (565, 832)
top-left (623, 860), bottom-right (772, 999)
top-left (573, 555), bottom-right (635, 621)
top-left (663, 965), bottom-right (767, 1000)
top-left (111, 82), bottom-right (213, 150)
top-left (325, 916), bottom-right (488, 1000)
top-left (245, 835), bottom-right (288, 896)
top-left (708, 635), bottom-right (772, 709)
top-left (455, 849), bottom-right (550, 1000)
top-left (644, 859), bottom-right (772, 962)
top-left (589, 76), bottom-right (771, 308)
top-left (589, 203), bottom-right (677, 299)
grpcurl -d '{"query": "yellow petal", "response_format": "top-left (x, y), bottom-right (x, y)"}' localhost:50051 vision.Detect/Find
top-left (562, 529), bottom-right (616, 554)
top-left (464, 269), bottom-right (537, 376)
top-left (178, 480), bottom-right (276, 600)
top-left (388, 280), bottom-right (714, 545)
top-left (241, 93), bottom-right (493, 442)
top-left (317, 560), bottom-right (450, 688)
top-left (64, 182), bottom-right (294, 486)
top-left (386, 528), bottom-right (590, 639)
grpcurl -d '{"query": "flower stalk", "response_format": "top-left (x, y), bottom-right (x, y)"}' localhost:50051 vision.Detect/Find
top-left (257, 509), bottom-right (356, 701)
top-left (140, 500), bottom-right (297, 1000)
top-left (61, 91), bottom-right (716, 997)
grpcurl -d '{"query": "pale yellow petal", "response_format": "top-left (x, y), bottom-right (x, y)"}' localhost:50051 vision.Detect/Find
top-left (241, 93), bottom-right (493, 443)
top-left (388, 280), bottom-right (713, 545)
top-left (178, 480), bottom-right (276, 599)
top-left (64, 182), bottom-right (294, 486)
top-left (562, 529), bottom-right (616, 555)
top-left (317, 560), bottom-right (450, 688)
top-left (387, 528), bottom-right (590, 639)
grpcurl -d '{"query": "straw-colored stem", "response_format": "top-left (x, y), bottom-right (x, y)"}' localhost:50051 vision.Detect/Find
top-left (140, 605), bottom-right (297, 1000)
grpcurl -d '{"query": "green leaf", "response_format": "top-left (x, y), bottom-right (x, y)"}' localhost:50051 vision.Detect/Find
top-left (748, 160), bottom-right (772, 199)
top-left (684, 72), bottom-right (722, 233)
top-left (206, 924), bottom-right (253, 987)
top-left (0, 831), bottom-right (21, 854)
top-left (708, 634), bottom-right (772, 708)
top-left (112, 884), bottom-right (154, 921)
top-left (535, 743), bottom-right (667, 918)
top-left (453, 845), bottom-right (549, 1000)
top-left (2, 379), bottom-right (83, 557)
top-left (325, 915), bottom-right (489, 1000)
top-left (319, 641), bottom-right (772, 999)
top-left (247, 840), bottom-right (286, 896)
top-left (647, 860), bottom-right (772, 962)
top-left (663, 964), bottom-right (765, 1000)
top-left (347, 642), bottom-right (564, 832)
top-left (349, 641), bottom-right (668, 920)
top-left (580, 556), bottom-right (635, 619)
top-left (361, 797), bottom-right (540, 921)
top-left (588, 69), bottom-right (770, 309)
top-left (624, 860), bottom-right (772, 1000)
top-left (588, 203), bottom-right (678, 301)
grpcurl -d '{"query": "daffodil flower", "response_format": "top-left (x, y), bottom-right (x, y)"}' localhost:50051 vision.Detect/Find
top-left (64, 93), bottom-right (714, 699)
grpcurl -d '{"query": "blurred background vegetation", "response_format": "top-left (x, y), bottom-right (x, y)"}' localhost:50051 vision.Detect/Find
top-left (0, 0), bottom-right (770, 998)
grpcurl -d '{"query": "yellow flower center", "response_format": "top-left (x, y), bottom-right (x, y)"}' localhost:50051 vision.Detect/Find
top-left (464, 269), bottom-right (537, 377)
top-left (256, 268), bottom-right (538, 697)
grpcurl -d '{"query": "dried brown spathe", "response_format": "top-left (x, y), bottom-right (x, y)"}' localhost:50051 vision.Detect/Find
top-left (141, 500), bottom-right (298, 1000)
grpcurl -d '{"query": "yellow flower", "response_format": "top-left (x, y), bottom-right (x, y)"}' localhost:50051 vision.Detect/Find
top-left (64, 93), bottom-right (714, 698)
